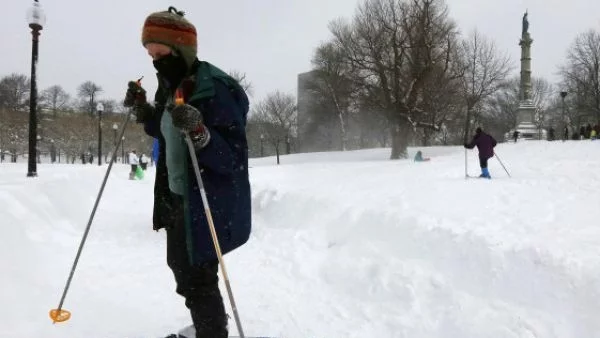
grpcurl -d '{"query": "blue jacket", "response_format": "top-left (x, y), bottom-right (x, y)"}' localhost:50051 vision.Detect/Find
top-left (142, 60), bottom-right (251, 265)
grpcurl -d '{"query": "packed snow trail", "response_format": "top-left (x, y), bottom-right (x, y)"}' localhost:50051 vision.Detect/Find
top-left (2, 141), bottom-right (600, 337)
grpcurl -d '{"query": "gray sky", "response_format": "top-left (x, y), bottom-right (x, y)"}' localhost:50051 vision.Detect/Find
top-left (2, 0), bottom-right (599, 106)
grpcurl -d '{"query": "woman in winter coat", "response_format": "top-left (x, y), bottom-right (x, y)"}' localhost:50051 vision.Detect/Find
top-left (464, 127), bottom-right (497, 178)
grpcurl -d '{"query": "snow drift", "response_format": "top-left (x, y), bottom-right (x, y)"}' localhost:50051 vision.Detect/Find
top-left (2, 141), bottom-right (600, 337)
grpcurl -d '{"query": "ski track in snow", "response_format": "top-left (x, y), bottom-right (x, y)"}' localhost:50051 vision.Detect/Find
top-left (2, 141), bottom-right (600, 337)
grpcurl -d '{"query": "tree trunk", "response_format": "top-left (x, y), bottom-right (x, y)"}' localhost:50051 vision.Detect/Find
top-left (359, 129), bottom-right (365, 149)
top-left (422, 128), bottom-right (431, 147)
top-left (337, 111), bottom-right (347, 151)
top-left (463, 107), bottom-right (473, 144)
top-left (390, 122), bottom-right (410, 159)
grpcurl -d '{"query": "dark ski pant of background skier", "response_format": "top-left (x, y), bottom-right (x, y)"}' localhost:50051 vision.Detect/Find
top-left (166, 194), bottom-right (228, 338)
top-left (479, 157), bottom-right (488, 169)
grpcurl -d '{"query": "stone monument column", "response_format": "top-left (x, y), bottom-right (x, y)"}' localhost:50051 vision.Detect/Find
top-left (515, 11), bottom-right (539, 138)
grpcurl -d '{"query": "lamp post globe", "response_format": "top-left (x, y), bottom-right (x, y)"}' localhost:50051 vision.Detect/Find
top-left (112, 123), bottom-right (118, 143)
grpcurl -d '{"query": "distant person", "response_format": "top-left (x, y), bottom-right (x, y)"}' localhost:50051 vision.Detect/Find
top-left (464, 127), bottom-right (497, 179)
top-left (128, 150), bottom-right (139, 180)
top-left (512, 130), bottom-right (519, 143)
top-left (548, 127), bottom-right (555, 141)
top-left (140, 153), bottom-right (149, 170)
top-left (414, 150), bottom-right (430, 162)
top-left (586, 124), bottom-right (593, 139)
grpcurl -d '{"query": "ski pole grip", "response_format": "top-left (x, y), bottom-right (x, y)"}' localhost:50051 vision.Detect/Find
top-left (175, 88), bottom-right (184, 106)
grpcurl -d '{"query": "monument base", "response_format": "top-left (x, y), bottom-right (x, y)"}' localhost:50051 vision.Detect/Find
top-left (509, 101), bottom-right (546, 141)
top-left (515, 122), bottom-right (544, 140)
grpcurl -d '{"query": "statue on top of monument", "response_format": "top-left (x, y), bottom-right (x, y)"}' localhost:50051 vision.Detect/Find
top-left (522, 11), bottom-right (529, 38)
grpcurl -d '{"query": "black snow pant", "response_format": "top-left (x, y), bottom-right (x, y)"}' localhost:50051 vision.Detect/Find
top-left (479, 157), bottom-right (489, 169)
top-left (166, 195), bottom-right (228, 338)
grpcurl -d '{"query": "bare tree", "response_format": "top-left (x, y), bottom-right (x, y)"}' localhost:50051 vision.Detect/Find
top-left (459, 29), bottom-right (512, 142)
top-left (77, 81), bottom-right (103, 116)
top-left (308, 41), bottom-right (357, 151)
top-left (419, 52), bottom-right (465, 146)
top-left (330, 0), bottom-right (457, 159)
top-left (41, 85), bottom-right (70, 117)
top-left (252, 91), bottom-right (297, 164)
top-left (228, 70), bottom-right (253, 97)
top-left (0, 74), bottom-right (30, 111)
top-left (0, 107), bottom-right (28, 161)
top-left (560, 29), bottom-right (600, 124)
top-left (484, 76), bottom-right (554, 138)
top-left (531, 77), bottom-right (554, 134)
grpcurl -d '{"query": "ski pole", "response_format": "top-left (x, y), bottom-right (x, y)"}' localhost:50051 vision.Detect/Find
top-left (50, 106), bottom-right (135, 324)
top-left (494, 152), bottom-right (511, 178)
top-left (464, 148), bottom-right (468, 179)
top-left (183, 134), bottom-right (246, 338)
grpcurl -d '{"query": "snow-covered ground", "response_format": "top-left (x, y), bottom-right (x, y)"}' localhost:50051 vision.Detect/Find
top-left (2, 141), bottom-right (600, 338)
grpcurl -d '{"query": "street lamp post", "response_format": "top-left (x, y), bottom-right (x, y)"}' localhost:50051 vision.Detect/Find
top-left (36, 135), bottom-right (41, 163)
top-left (96, 102), bottom-right (104, 166)
top-left (560, 91), bottom-right (568, 141)
top-left (26, 0), bottom-right (46, 177)
top-left (112, 123), bottom-right (118, 163)
top-left (121, 136), bottom-right (125, 163)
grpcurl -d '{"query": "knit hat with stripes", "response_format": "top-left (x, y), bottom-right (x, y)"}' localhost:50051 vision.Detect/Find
top-left (141, 7), bottom-right (197, 69)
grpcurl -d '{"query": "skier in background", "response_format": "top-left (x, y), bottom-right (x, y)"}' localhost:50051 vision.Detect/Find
top-left (128, 150), bottom-right (139, 180)
top-left (464, 127), bottom-right (497, 179)
top-left (139, 153), bottom-right (149, 170)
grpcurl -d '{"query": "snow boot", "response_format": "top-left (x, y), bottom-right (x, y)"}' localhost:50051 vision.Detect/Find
top-left (479, 167), bottom-right (491, 179)
top-left (174, 323), bottom-right (228, 338)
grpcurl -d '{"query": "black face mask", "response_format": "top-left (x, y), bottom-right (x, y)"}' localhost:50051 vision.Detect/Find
top-left (153, 53), bottom-right (188, 88)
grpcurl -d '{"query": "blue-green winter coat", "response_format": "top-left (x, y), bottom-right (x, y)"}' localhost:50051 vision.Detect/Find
top-left (142, 59), bottom-right (251, 265)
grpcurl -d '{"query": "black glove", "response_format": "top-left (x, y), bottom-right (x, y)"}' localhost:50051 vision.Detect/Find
top-left (124, 81), bottom-right (146, 107)
top-left (169, 104), bottom-right (211, 148)
top-left (123, 81), bottom-right (153, 123)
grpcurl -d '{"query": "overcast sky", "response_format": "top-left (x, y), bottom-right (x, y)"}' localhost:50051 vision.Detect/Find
top-left (2, 0), bottom-right (599, 106)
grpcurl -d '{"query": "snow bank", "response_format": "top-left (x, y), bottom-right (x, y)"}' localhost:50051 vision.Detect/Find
top-left (2, 141), bottom-right (600, 337)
